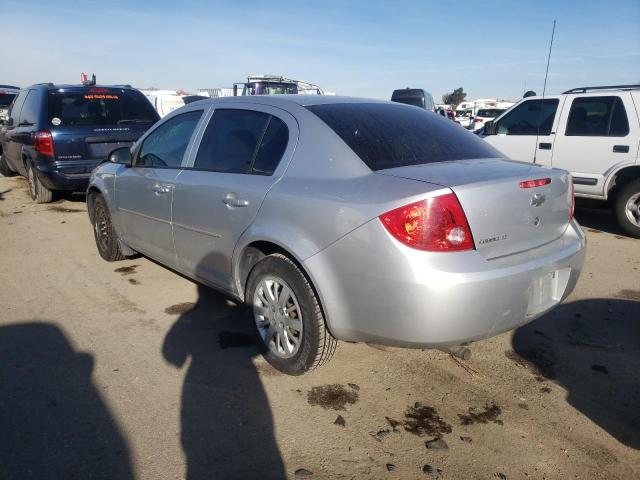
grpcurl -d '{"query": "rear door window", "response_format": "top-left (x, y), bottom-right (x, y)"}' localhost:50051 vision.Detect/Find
top-left (495, 99), bottom-right (559, 135)
top-left (136, 110), bottom-right (203, 168)
top-left (19, 90), bottom-right (40, 126)
top-left (565, 96), bottom-right (629, 137)
top-left (193, 109), bottom-right (289, 175)
top-left (0, 92), bottom-right (16, 108)
top-left (48, 89), bottom-right (159, 127)
top-left (306, 103), bottom-right (502, 171)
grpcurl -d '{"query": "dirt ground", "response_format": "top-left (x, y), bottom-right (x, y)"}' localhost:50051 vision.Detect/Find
top-left (1, 175), bottom-right (638, 480)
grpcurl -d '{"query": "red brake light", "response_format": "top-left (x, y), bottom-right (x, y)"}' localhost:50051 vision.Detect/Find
top-left (34, 131), bottom-right (55, 157)
top-left (476, 118), bottom-right (484, 123)
top-left (379, 193), bottom-right (474, 252)
top-left (519, 178), bottom-right (551, 189)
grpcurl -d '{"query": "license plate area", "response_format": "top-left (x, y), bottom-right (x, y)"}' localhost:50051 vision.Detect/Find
top-left (526, 267), bottom-right (571, 317)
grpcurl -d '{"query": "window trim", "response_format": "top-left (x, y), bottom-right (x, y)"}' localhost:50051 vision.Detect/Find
top-left (564, 95), bottom-right (629, 138)
top-left (185, 108), bottom-right (289, 176)
top-left (132, 109), bottom-right (205, 169)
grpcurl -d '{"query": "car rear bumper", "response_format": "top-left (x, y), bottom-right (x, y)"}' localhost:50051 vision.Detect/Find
top-left (304, 218), bottom-right (586, 348)
top-left (35, 160), bottom-right (100, 191)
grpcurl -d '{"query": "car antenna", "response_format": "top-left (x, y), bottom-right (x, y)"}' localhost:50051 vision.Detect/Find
top-left (534, 20), bottom-right (556, 164)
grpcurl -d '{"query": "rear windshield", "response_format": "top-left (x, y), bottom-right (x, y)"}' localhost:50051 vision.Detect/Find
top-left (306, 103), bottom-right (502, 171)
top-left (476, 109), bottom-right (505, 117)
top-left (0, 93), bottom-right (16, 107)
top-left (392, 96), bottom-right (425, 108)
top-left (47, 89), bottom-right (159, 127)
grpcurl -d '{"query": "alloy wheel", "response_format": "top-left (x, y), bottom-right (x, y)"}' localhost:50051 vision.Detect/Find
top-left (253, 276), bottom-right (303, 358)
top-left (625, 193), bottom-right (640, 227)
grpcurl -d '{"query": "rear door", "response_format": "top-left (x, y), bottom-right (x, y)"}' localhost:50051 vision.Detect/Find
top-left (115, 108), bottom-right (205, 267)
top-left (484, 97), bottom-right (563, 166)
top-left (172, 104), bottom-right (297, 291)
top-left (550, 92), bottom-right (640, 196)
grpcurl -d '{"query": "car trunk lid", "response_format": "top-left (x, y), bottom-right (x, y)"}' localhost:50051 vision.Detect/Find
top-left (377, 158), bottom-right (572, 259)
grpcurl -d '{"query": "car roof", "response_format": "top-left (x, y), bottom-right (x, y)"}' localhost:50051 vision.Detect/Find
top-left (187, 94), bottom-right (388, 109)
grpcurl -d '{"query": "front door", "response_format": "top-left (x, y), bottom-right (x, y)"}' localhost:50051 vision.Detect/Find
top-left (485, 97), bottom-right (563, 167)
top-left (172, 105), bottom-right (297, 292)
top-left (115, 109), bottom-right (205, 267)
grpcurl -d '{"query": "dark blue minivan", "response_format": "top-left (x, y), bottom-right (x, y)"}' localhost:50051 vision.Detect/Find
top-left (0, 83), bottom-right (159, 202)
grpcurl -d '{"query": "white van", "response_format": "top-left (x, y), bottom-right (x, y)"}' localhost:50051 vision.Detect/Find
top-left (482, 85), bottom-right (640, 236)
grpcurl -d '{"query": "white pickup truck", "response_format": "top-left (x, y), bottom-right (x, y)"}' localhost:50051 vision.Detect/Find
top-left (482, 85), bottom-right (640, 237)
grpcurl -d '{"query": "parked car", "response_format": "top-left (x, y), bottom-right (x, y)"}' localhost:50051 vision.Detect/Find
top-left (0, 85), bottom-right (20, 123)
top-left (0, 82), bottom-right (159, 202)
top-left (455, 108), bottom-right (473, 128)
top-left (391, 88), bottom-right (435, 111)
top-left (233, 75), bottom-right (323, 96)
top-left (141, 90), bottom-right (186, 117)
top-left (482, 85), bottom-right (640, 236)
top-left (87, 96), bottom-right (585, 374)
top-left (469, 107), bottom-right (507, 131)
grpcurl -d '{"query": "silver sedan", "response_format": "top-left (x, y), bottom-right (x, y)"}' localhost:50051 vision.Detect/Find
top-left (88, 95), bottom-right (586, 374)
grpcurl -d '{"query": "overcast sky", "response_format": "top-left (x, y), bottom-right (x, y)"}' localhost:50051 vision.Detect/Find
top-left (2, 0), bottom-right (639, 101)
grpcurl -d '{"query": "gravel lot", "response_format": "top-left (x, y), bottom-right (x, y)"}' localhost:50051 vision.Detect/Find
top-left (1, 175), bottom-right (638, 479)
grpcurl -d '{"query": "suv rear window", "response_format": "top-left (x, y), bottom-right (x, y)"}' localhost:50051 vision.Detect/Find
top-left (47, 89), bottom-right (158, 127)
top-left (306, 103), bottom-right (502, 171)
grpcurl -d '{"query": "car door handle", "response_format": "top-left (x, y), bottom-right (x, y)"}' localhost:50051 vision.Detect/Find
top-left (613, 145), bottom-right (629, 153)
top-left (222, 193), bottom-right (249, 208)
top-left (538, 142), bottom-right (552, 150)
top-left (152, 184), bottom-right (172, 195)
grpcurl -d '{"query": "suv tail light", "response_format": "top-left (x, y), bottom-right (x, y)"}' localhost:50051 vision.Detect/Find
top-left (476, 117), bottom-right (484, 123)
top-left (34, 131), bottom-right (54, 157)
top-left (379, 193), bottom-right (474, 252)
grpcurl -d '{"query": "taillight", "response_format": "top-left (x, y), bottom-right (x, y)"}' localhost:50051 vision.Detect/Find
top-left (569, 175), bottom-right (575, 220)
top-left (379, 193), bottom-right (474, 252)
top-left (34, 131), bottom-right (54, 157)
top-left (519, 178), bottom-right (551, 188)
top-left (476, 118), bottom-right (484, 123)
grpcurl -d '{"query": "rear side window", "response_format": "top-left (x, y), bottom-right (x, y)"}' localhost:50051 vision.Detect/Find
top-left (306, 103), bottom-right (502, 171)
top-left (565, 96), bottom-right (629, 137)
top-left (194, 109), bottom-right (289, 175)
top-left (495, 99), bottom-right (559, 135)
top-left (0, 93), bottom-right (16, 108)
top-left (137, 110), bottom-right (203, 168)
top-left (48, 89), bottom-right (159, 127)
top-left (19, 90), bottom-right (40, 126)
top-left (476, 109), bottom-right (505, 117)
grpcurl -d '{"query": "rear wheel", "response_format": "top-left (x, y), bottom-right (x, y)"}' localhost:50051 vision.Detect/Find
top-left (92, 195), bottom-right (126, 261)
top-left (26, 163), bottom-right (53, 203)
top-left (613, 179), bottom-right (640, 238)
top-left (0, 154), bottom-right (16, 177)
top-left (246, 254), bottom-right (337, 375)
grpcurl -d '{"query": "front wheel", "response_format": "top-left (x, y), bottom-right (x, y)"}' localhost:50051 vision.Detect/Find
top-left (613, 179), bottom-right (640, 238)
top-left (246, 254), bottom-right (337, 375)
top-left (92, 195), bottom-right (126, 261)
top-left (26, 163), bottom-right (53, 203)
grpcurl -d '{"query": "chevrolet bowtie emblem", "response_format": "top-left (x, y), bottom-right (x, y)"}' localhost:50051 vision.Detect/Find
top-left (530, 193), bottom-right (546, 207)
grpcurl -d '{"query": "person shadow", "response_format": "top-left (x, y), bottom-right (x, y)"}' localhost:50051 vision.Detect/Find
top-left (512, 297), bottom-right (640, 449)
top-left (0, 322), bottom-right (134, 479)
top-left (162, 271), bottom-right (286, 479)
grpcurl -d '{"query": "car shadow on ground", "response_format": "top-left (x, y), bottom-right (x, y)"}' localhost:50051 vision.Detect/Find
top-left (512, 297), bottom-right (640, 449)
top-left (0, 322), bottom-right (134, 479)
top-left (162, 277), bottom-right (286, 479)
top-left (574, 201), bottom-right (630, 237)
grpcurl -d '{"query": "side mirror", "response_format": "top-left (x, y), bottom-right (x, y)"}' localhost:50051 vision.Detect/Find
top-left (108, 146), bottom-right (132, 166)
top-left (6, 117), bottom-right (14, 127)
top-left (483, 120), bottom-right (497, 136)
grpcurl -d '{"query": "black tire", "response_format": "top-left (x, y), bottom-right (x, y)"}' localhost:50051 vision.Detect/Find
top-left (26, 162), bottom-right (53, 203)
top-left (0, 154), bottom-right (17, 177)
top-left (246, 254), bottom-right (337, 375)
top-left (613, 179), bottom-right (640, 238)
top-left (92, 195), bottom-right (126, 261)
